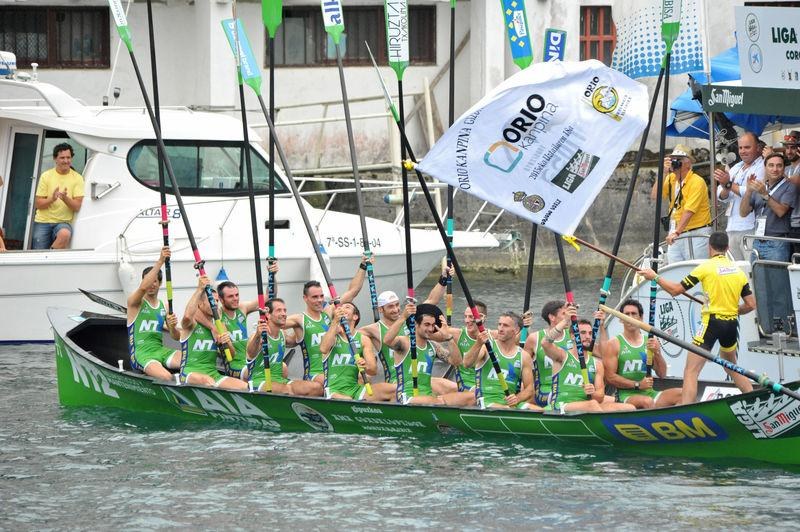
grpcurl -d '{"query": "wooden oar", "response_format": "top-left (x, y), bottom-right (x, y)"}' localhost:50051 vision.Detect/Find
top-left (367, 51), bottom-right (509, 397)
top-left (227, 9), bottom-right (272, 391)
top-left (600, 304), bottom-right (800, 401)
top-left (145, 0), bottom-right (173, 315)
top-left (564, 235), bottom-right (704, 306)
top-left (261, 0), bottom-right (282, 300)
top-left (107, 0), bottom-right (232, 363)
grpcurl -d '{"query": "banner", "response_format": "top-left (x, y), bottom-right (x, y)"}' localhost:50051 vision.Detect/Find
top-left (221, 18), bottom-right (262, 90)
top-left (611, 0), bottom-right (704, 79)
top-left (736, 6), bottom-right (800, 90)
top-left (500, 0), bottom-right (533, 69)
top-left (543, 28), bottom-right (567, 62)
top-left (416, 60), bottom-right (648, 236)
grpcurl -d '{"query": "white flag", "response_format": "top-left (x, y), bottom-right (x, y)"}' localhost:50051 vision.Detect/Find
top-left (417, 60), bottom-right (648, 236)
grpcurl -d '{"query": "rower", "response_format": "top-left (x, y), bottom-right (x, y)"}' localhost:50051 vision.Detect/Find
top-left (602, 299), bottom-right (681, 409)
top-left (320, 303), bottom-right (380, 400)
top-left (577, 314), bottom-right (636, 412)
top-left (192, 262), bottom-right (279, 379)
top-left (640, 231), bottom-right (756, 403)
top-left (437, 302), bottom-right (489, 407)
top-left (539, 304), bottom-right (602, 413)
top-left (523, 300), bottom-right (575, 407)
top-left (285, 255), bottom-right (370, 394)
top-left (179, 276), bottom-right (248, 391)
top-left (464, 312), bottom-right (539, 410)
top-left (127, 246), bottom-right (180, 380)
top-left (243, 297), bottom-right (320, 396)
top-left (383, 302), bottom-right (453, 405)
top-left (358, 264), bottom-right (453, 385)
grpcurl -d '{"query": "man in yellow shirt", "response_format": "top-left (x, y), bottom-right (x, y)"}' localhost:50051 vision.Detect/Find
top-left (651, 144), bottom-right (712, 264)
top-left (640, 232), bottom-right (756, 404)
top-left (32, 143), bottom-right (85, 249)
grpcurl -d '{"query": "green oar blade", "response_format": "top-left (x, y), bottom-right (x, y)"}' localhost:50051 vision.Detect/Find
top-left (321, 0), bottom-right (345, 46)
top-left (661, 0), bottom-right (683, 54)
top-left (500, 0), bottom-right (533, 70)
top-left (107, 0), bottom-right (133, 51)
top-left (262, 0), bottom-right (284, 39)
top-left (221, 18), bottom-right (263, 95)
top-left (384, 0), bottom-right (409, 80)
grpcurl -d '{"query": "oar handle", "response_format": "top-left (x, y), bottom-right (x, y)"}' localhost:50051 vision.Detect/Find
top-left (259, 309), bottom-right (272, 393)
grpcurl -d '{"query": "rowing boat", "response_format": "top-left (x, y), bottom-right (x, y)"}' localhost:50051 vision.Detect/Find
top-left (50, 306), bottom-right (800, 466)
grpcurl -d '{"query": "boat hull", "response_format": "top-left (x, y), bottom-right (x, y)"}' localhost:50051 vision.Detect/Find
top-left (51, 308), bottom-right (800, 466)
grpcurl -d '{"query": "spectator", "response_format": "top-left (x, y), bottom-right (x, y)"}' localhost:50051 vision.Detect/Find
top-left (714, 131), bottom-right (765, 260)
top-left (782, 131), bottom-right (800, 253)
top-left (32, 143), bottom-right (85, 249)
top-left (651, 144), bottom-right (711, 263)
top-left (740, 152), bottom-right (795, 262)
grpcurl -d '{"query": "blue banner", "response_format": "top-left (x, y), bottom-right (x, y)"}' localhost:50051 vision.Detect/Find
top-left (501, 0), bottom-right (533, 69)
top-left (222, 18), bottom-right (262, 85)
top-left (543, 28), bottom-right (566, 62)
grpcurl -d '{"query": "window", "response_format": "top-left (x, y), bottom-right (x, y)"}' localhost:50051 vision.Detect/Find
top-left (579, 6), bottom-right (616, 66)
top-left (0, 6), bottom-right (110, 68)
top-left (272, 6), bottom-right (435, 66)
top-left (127, 141), bottom-right (288, 197)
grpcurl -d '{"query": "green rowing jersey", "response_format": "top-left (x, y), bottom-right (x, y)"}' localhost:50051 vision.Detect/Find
top-left (301, 312), bottom-right (331, 379)
top-left (476, 337), bottom-right (522, 407)
top-left (378, 320), bottom-right (409, 383)
top-left (128, 299), bottom-right (174, 370)
top-left (395, 340), bottom-right (435, 400)
top-left (181, 323), bottom-right (223, 380)
top-left (327, 332), bottom-right (365, 397)
top-left (615, 334), bottom-right (657, 401)
top-left (220, 308), bottom-right (248, 373)
top-left (455, 328), bottom-right (478, 391)
top-left (250, 330), bottom-right (289, 389)
top-left (533, 329), bottom-right (573, 405)
top-left (549, 352), bottom-right (586, 408)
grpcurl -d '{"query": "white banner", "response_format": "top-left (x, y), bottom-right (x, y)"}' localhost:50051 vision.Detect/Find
top-left (417, 60), bottom-right (648, 236)
top-left (736, 6), bottom-right (800, 90)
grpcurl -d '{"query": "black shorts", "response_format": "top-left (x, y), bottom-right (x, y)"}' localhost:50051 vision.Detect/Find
top-left (693, 314), bottom-right (739, 351)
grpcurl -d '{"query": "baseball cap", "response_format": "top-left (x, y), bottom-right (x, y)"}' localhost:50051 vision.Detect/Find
top-left (377, 290), bottom-right (399, 307)
top-left (782, 130), bottom-right (800, 145)
top-left (670, 144), bottom-right (695, 161)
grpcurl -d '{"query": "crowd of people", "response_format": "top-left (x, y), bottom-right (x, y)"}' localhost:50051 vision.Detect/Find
top-left (127, 227), bottom-right (757, 412)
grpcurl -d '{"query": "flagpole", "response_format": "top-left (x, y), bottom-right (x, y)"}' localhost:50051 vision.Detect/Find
top-left (699, 0), bottom-right (717, 231)
top-left (322, 1), bottom-right (380, 324)
top-left (444, 0), bottom-right (457, 327)
top-left (145, 0), bottom-right (173, 315)
top-left (648, 0), bottom-right (682, 377)
top-left (367, 50), bottom-right (509, 395)
top-left (228, 10), bottom-right (273, 392)
top-left (261, 0), bottom-right (283, 299)
top-left (519, 224), bottom-right (537, 348)
top-left (107, 0), bottom-right (232, 363)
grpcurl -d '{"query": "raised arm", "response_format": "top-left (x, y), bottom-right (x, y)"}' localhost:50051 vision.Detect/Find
top-left (640, 268), bottom-right (687, 298)
top-left (339, 254), bottom-right (371, 304)
top-left (383, 302), bottom-right (414, 354)
top-left (463, 329), bottom-right (488, 368)
top-left (422, 264), bottom-right (454, 305)
top-left (126, 247), bottom-right (170, 315)
top-left (320, 306), bottom-right (345, 357)
top-left (181, 276), bottom-right (209, 330)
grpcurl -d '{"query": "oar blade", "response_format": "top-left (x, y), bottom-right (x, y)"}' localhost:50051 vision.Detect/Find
top-left (221, 18), bottom-right (263, 95)
top-left (384, 0), bottom-right (410, 80)
top-left (321, 0), bottom-right (345, 45)
top-left (661, 0), bottom-right (683, 54)
top-left (107, 0), bottom-right (133, 51)
top-left (262, 0), bottom-right (284, 38)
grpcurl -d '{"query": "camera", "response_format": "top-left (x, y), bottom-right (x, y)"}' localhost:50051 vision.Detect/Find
top-left (670, 158), bottom-right (682, 170)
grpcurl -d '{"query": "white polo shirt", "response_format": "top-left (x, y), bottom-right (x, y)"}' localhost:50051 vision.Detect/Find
top-left (717, 156), bottom-right (765, 232)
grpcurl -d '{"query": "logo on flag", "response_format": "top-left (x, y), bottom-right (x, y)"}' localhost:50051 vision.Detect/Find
top-left (416, 60), bottom-right (648, 236)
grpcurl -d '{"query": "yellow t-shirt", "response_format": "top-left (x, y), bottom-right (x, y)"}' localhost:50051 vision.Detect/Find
top-left (661, 170), bottom-right (712, 231)
top-left (34, 168), bottom-right (85, 223)
top-left (680, 255), bottom-right (752, 318)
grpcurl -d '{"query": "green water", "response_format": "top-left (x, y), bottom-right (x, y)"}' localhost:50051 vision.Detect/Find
top-left (2, 274), bottom-right (799, 528)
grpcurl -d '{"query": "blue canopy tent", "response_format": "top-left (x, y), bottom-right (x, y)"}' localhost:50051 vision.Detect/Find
top-left (666, 46), bottom-right (800, 139)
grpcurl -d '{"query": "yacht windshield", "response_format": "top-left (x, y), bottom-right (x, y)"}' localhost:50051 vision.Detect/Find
top-left (127, 140), bottom-right (287, 196)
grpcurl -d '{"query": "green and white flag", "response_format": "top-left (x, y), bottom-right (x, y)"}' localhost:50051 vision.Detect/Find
top-left (384, 0), bottom-right (409, 80)
top-left (416, 60), bottom-right (649, 236)
top-left (321, 0), bottom-right (345, 45)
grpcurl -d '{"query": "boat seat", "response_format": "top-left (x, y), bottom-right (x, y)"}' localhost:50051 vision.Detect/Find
top-left (751, 259), bottom-right (795, 336)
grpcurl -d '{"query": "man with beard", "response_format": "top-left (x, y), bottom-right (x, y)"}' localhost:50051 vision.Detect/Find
top-left (523, 300), bottom-right (574, 407)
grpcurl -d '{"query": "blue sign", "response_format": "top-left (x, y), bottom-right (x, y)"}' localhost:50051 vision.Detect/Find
top-left (222, 18), bottom-right (262, 85)
top-left (501, 0), bottom-right (533, 69)
top-left (602, 412), bottom-right (728, 444)
top-left (543, 28), bottom-right (566, 62)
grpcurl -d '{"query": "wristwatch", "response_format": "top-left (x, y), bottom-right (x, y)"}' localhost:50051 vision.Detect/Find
top-left (634, 381), bottom-right (640, 390)
top-left (724, 181), bottom-right (732, 189)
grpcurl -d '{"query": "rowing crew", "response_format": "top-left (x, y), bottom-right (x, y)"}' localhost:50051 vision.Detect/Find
top-left (126, 248), bottom-right (683, 413)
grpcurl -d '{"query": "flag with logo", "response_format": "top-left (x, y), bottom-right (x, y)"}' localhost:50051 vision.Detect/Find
top-left (416, 60), bottom-right (648, 236)
top-left (611, 0), bottom-right (705, 79)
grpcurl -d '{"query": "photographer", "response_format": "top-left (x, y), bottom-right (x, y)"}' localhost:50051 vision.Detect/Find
top-left (651, 145), bottom-right (711, 264)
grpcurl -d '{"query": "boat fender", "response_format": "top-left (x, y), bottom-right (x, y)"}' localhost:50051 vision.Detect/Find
top-left (117, 259), bottom-right (139, 297)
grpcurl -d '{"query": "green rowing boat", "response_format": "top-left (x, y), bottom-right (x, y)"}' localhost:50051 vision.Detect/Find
top-left (50, 307), bottom-right (800, 466)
